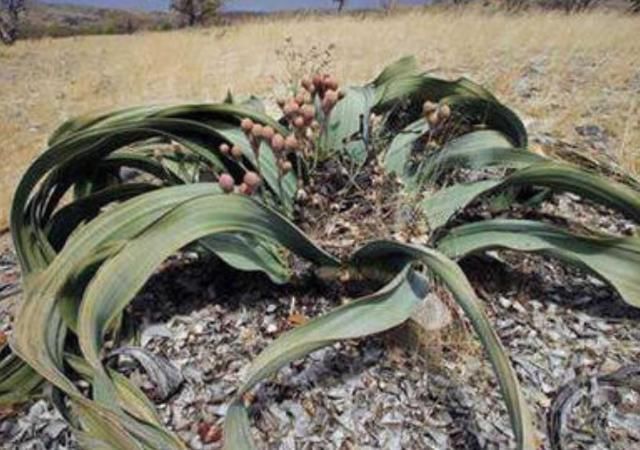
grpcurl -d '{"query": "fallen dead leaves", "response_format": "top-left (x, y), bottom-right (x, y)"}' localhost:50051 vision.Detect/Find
top-left (287, 312), bottom-right (309, 326)
top-left (0, 404), bottom-right (18, 420)
top-left (197, 421), bottom-right (223, 444)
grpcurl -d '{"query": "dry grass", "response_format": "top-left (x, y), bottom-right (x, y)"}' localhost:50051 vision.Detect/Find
top-left (1, 9), bottom-right (639, 229)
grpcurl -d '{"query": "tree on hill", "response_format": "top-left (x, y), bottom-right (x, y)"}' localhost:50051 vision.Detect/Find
top-left (381, 0), bottom-right (399, 10)
top-left (333, 0), bottom-right (346, 12)
top-left (171, 0), bottom-right (222, 27)
top-left (0, 0), bottom-right (25, 44)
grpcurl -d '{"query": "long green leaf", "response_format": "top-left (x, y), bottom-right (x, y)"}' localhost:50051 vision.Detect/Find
top-left (224, 267), bottom-right (428, 449)
top-left (374, 72), bottom-right (527, 148)
top-left (504, 162), bottom-right (640, 222)
top-left (77, 192), bottom-right (339, 375)
top-left (320, 86), bottom-right (374, 165)
top-left (421, 130), bottom-right (544, 180)
top-left (351, 241), bottom-right (536, 450)
top-left (422, 179), bottom-right (501, 230)
top-left (383, 118), bottom-right (430, 179)
top-left (438, 219), bottom-right (640, 308)
top-left (199, 233), bottom-right (290, 284)
top-left (421, 156), bottom-right (639, 230)
top-left (11, 185), bottom-right (231, 448)
top-left (49, 103), bottom-right (286, 145)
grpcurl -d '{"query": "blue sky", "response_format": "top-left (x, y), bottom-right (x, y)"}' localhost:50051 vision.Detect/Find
top-left (43, 0), bottom-right (426, 12)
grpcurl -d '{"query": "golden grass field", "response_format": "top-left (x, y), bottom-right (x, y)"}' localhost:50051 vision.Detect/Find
top-left (1, 9), bottom-right (639, 230)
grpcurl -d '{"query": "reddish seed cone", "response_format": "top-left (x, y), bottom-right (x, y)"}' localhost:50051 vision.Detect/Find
top-left (271, 133), bottom-right (285, 152)
top-left (322, 90), bottom-right (339, 113)
top-left (231, 145), bottom-right (243, 159)
top-left (197, 422), bottom-right (222, 444)
top-left (301, 104), bottom-right (315, 122)
top-left (251, 124), bottom-right (264, 140)
top-left (243, 171), bottom-right (261, 188)
top-left (293, 116), bottom-right (305, 128)
top-left (324, 76), bottom-right (338, 91)
top-left (218, 173), bottom-right (235, 193)
top-left (295, 92), bottom-right (306, 105)
top-left (324, 89), bottom-right (339, 104)
top-left (279, 159), bottom-right (293, 174)
top-left (422, 101), bottom-right (438, 115)
top-left (283, 101), bottom-right (300, 116)
top-left (261, 126), bottom-right (275, 140)
top-left (439, 104), bottom-right (451, 119)
top-left (238, 182), bottom-right (252, 195)
top-left (284, 135), bottom-right (298, 151)
top-left (240, 118), bottom-right (254, 133)
top-left (219, 143), bottom-right (230, 155)
top-left (312, 74), bottom-right (323, 90)
top-left (301, 77), bottom-right (313, 92)
top-left (426, 110), bottom-right (439, 126)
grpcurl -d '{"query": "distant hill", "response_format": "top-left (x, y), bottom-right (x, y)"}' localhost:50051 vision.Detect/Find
top-left (20, 1), bottom-right (175, 38)
top-left (16, 0), bottom-right (632, 40)
top-left (17, 1), bottom-right (427, 40)
top-left (40, 0), bottom-right (427, 13)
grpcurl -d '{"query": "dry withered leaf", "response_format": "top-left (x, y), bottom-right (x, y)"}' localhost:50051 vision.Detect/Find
top-left (0, 405), bottom-right (17, 420)
top-left (287, 312), bottom-right (309, 326)
top-left (197, 422), bottom-right (223, 444)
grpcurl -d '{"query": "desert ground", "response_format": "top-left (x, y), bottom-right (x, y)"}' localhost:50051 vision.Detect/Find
top-left (1, 9), bottom-right (639, 229)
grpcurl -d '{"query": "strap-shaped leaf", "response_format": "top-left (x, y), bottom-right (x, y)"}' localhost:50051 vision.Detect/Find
top-left (47, 183), bottom-right (159, 251)
top-left (422, 179), bottom-right (502, 230)
top-left (199, 233), bottom-right (290, 284)
top-left (504, 162), bottom-right (640, 222)
top-left (421, 158), bottom-right (640, 230)
top-left (351, 241), bottom-right (536, 450)
top-left (13, 113), bottom-right (292, 273)
top-left (0, 352), bottom-right (43, 405)
top-left (385, 128), bottom-right (543, 189)
top-left (373, 70), bottom-right (527, 147)
top-left (240, 267), bottom-right (425, 395)
top-left (224, 402), bottom-right (254, 450)
top-left (319, 86), bottom-right (374, 165)
top-left (13, 186), bottom-right (335, 449)
top-left (12, 184), bottom-right (229, 403)
top-left (441, 95), bottom-right (527, 148)
top-left (372, 55), bottom-right (420, 88)
top-left (438, 219), bottom-right (640, 308)
top-left (383, 118), bottom-right (430, 179)
top-left (421, 130), bottom-right (544, 180)
top-left (76, 192), bottom-right (339, 374)
top-left (49, 103), bottom-right (286, 146)
top-left (224, 267), bottom-right (428, 449)
top-left (66, 353), bottom-right (164, 425)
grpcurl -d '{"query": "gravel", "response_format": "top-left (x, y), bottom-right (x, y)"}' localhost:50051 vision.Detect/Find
top-left (1, 193), bottom-right (639, 450)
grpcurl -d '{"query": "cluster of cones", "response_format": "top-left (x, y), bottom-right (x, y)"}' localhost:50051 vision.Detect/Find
top-left (216, 73), bottom-right (347, 196)
top-left (276, 73), bottom-right (345, 162)
top-left (422, 100), bottom-right (451, 126)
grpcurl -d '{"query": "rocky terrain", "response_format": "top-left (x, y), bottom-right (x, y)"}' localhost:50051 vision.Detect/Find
top-left (1, 174), bottom-right (639, 450)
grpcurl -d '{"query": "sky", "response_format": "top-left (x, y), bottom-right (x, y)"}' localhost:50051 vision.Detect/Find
top-left (43, 0), bottom-right (426, 12)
